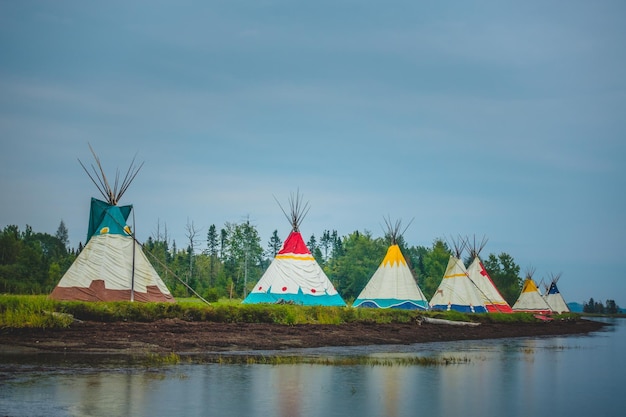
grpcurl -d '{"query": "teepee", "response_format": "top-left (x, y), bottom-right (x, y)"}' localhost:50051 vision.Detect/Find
top-left (50, 146), bottom-right (174, 303)
top-left (543, 273), bottom-right (570, 314)
top-left (512, 267), bottom-right (552, 314)
top-left (429, 239), bottom-right (487, 313)
top-left (242, 191), bottom-right (346, 306)
top-left (353, 218), bottom-right (428, 310)
top-left (466, 236), bottom-right (513, 313)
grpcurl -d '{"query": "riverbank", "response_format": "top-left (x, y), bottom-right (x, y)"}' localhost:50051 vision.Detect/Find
top-left (0, 317), bottom-right (605, 355)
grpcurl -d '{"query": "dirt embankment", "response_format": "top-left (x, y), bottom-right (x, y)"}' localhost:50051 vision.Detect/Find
top-left (0, 318), bottom-right (605, 355)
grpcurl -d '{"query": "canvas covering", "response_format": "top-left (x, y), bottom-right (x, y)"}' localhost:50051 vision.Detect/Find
top-left (512, 277), bottom-right (552, 314)
top-left (50, 198), bottom-right (174, 303)
top-left (429, 256), bottom-right (487, 313)
top-left (353, 244), bottom-right (429, 309)
top-left (243, 231), bottom-right (346, 306)
top-left (544, 282), bottom-right (570, 313)
top-left (466, 257), bottom-right (513, 313)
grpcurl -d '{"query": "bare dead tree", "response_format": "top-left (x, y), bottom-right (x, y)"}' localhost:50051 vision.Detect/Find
top-left (185, 219), bottom-right (202, 291)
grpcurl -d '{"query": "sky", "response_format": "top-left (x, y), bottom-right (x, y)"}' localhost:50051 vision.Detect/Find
top-left (1, 1), bottom-right (625, 304)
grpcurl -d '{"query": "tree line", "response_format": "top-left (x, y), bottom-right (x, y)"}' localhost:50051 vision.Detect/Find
top-left (2, 220), bottom-right (526, 305)
top-left (0, 222), bottom-right (75, 294)
top-left (582, 298), bottom-right (621, 314)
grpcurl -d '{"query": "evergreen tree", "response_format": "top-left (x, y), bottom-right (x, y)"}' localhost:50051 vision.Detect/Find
top-left (206, 224), bottom-right (219, 286)
top-left (331, 230), bottom-right (344, 257)
top-left (606, 299), bottom-right (619, 314)
top-left (220, 228), bottom-right (227, 259)
top-left (266, 229), bottom-right (282, 258)
top-left (320, 230), bottom-right (332, 261)
top-left (312, 246), bottom-right (324, 266)
top-left (595, 301), bottom-right (605, 314)
top-left (222, 220), bottom-right (263, 298)
top-left (55, 220), bottom-right (69, 249)
top-left (238, 220), bottom-right (263, 296)
top-left (144, 236), bottom-right (171, 285)
top-left (419, 239), bottom-right (451, 300)
top-left (0, 225), bottom-right (20, 265)
top-left (206, 224), bottom-right (218, 257)
top-left (307, 234), bottom-right (318, 253)
top-left (327, 231), bottom-right (385, 300)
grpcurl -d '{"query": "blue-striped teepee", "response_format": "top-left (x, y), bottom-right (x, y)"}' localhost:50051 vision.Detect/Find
top-left (353, 218), bottom-right (428, 310)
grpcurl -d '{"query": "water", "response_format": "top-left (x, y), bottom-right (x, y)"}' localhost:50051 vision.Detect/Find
top-left (1, 318), bottom-right (624, 417)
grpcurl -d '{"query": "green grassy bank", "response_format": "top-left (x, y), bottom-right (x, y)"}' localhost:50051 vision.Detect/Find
top-left (0, 294), bottom-right (580, 329)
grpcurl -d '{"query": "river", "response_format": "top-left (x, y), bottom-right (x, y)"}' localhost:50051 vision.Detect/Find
top-left (1, 317), bottom-right (623, 417)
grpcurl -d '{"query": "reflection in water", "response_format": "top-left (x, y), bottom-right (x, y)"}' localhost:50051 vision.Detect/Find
top-left (0, 318), bottom-right (623, 417)
top-left (381, 367), bottom-right (399, 417)
top-left (275, 366), bottom-right (302, 417)
top-left (261, 365), bottom-right (332, 417)
top-left (362, 365), bottom-right (411, 417)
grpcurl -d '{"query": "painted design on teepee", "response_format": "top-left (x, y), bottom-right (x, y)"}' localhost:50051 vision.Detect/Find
top-left (512, 267), bottom-right (552, 314)
top-left (382, 245), bottom-right (407, 267)
top-left (243, 191), bottom-right (346, 306)
top-left (466, 236), bottom-right (512, 313)
top-left (429, 238), bottom-right (487, 313)
top-left (354, 217), bottom-right (428, 310)
top-left (543, 273), bottom-right (569, 314)
top-left (50, 145), bottom-right (174, 303)
top-left (275, 232), bottom-right (315, 260)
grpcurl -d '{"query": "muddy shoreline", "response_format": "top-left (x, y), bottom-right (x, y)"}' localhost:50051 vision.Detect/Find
top-left (0, 318), bottom-right (606, 356)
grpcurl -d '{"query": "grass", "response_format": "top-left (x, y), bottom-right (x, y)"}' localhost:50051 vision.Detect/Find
top-left (0, 295), bottom-right (75, 328)
top-left (0, 294), bottom-right (582, 329)
top-left (211, 354), bottom-right (473, 366)
top-left (142, 352), bottom-right (182, 366)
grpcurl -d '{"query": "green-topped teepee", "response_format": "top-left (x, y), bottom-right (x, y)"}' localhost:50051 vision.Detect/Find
top-left (50, 145), bottom-right (174, 303)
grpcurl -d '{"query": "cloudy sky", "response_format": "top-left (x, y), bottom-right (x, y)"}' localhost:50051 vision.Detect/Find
top-left (1, 1), bottom-right (624, 304)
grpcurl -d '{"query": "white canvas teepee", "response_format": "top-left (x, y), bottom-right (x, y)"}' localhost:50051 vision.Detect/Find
top-left (50, 147), bottom-right (174, 303)
top-left (543, 273), bottom-right (570, 314)
top-left (242, 192), bottom-right (346, 306)
top-left (353, 218), bottom-right (428, 310)
top-left (429, 239), bottom-right (487, 313)
top-left (466, 236), bottom-right (512, 313)
top-left (512, 268), bottom-right (551, 314)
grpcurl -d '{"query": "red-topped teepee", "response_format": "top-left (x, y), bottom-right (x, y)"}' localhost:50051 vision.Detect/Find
top-left (242, 191), bottom-right (346, 306)
top-left (466, 236), bottom-right (512, 313)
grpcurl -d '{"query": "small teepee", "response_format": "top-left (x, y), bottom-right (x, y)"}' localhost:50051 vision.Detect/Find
top-left (543, 273), bottom-right (570, 314)
top-left (512, 267), bottom-right (552, 314)
top-left (353, 218), bottom-right (429, 310)
top-left (429, 238), bottom-right (487, 313)
top-left (50, 146), bottom-right (174, 303)
top-left (242, 191), bottom-right (346, 306)
top-left (466, 236), bottom-right (512, 313)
